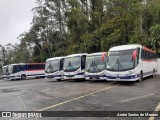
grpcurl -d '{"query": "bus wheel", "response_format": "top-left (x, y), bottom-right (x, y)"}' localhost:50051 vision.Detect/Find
top-left (21, 75), bottom-right (26, 80)
top-left (57, 79), bottom-right (61, 82)
top-left (152, 69), bottom-right (155, 77)
top-left (138, 72), bottom-right (143, 82)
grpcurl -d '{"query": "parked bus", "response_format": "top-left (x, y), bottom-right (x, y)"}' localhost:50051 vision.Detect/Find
top-left (63, 53), bottom-right (87, 80)
top-left (85, 52), bottom-right (107, 80)
top-left (106, 44), bottom-right (158, 82)
top-left (1, 65), bottom-right (9, 79)
top-left (45, 57), bottom-right (65, 81)
top-left (7, 63), bottom-right (45, 80)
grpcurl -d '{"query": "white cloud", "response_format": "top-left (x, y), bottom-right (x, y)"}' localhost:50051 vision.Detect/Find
top-left (0, 0), bottom-right (36, 46)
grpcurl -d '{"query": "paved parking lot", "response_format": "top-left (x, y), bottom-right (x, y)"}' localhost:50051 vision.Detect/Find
top-left (0, 76), bottom-right (160, 120)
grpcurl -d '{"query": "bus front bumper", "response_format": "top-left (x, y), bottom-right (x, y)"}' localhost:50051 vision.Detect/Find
top-left (85, 75), bottom-right (106, 80)
top-left (46, 75), bottom-right (63, 80)
top-left (106, 75), bottom-right (140, 81)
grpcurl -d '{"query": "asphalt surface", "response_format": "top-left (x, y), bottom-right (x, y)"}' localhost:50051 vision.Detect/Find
top-left (0, 76), bottom-right (160, 120)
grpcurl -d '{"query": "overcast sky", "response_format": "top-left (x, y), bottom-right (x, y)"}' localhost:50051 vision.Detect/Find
top-left (0, 0), bottom-right (36, 46)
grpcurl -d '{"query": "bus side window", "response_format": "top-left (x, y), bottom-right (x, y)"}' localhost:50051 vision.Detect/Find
top-left (60, 58), bottom-right (64, 70)
top-left (81, 55), bottom-right (86, 70)
top-left (136, 48), bottom-right (140, 65)
top-left (28, 65), bottom-right (33, 70)
top-left (144, 50), bottom-right (148, 59)
top-left (141, 49), bottom-right (144, 60)
top-left (41, 64), bottom-right (45, 69)
top-left (13, 65), bottom-right (21, 73)
top-left (21, 65), bottom-right (25, 71)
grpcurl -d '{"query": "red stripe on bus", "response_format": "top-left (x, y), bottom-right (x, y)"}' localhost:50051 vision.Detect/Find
top-left (143, 59), bottom-right (157, 62)
top-left (143, 46), bottom-right (156, 54)
top-left (101, 52), bottom-right (107, 61)
top-left (27, 63), bottom-right (45, 65)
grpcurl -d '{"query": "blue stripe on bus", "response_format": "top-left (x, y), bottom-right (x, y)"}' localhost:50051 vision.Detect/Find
top-left (88, 75), bottom-right (106, 80)
top-left (85, 75), bottom-right (106, 78)
top-left (46, 75), bottom-right (62, 78)
top-left (76, 72), bottom-right (85, 75)
top-left (106, 71), bottom-right (153, 80)
top-left (106, 75), bottom-right (138, 79)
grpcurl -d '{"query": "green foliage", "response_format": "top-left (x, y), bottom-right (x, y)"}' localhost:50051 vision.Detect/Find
top-left (4, 0), bottom-right (160, 64)
top-left (149, 24), bottom-right (160, 52)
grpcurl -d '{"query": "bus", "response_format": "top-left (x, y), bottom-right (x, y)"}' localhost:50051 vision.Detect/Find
top-left (85, 52), bottom-right (107, 80)
top-left (7, 63), bottom-right (45, 80)
top-left (106, 44), bottom-right (158, 82)
top-left (45, 57), bottom-right (65, 81)
top-left (63, 53), bottom-right (87, 80)
top-left (1, 65), bottom-right (9, 79)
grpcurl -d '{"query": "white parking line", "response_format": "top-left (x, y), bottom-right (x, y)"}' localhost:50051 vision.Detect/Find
top-left (38, 84), bottom-right (118, 111)
top-left (148, 102), bottom-right (160, 120)
top-left (10, 84), bottom-right (118, 120)
top-left (120, 94), bottom-right (154, 103)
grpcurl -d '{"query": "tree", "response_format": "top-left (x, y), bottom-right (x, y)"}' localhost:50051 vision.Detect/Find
top-left (149, 24), bottom-right (160, 53)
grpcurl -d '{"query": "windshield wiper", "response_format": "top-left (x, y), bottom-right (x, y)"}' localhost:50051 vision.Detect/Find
top-left (94, 61), bottom-right (101, 72)
top-left (87, 60), bottom-right (94, 72)
top-left (110, 57), bottom-right (119, 70)
top-left (66, 61), bottom-right (75, 71)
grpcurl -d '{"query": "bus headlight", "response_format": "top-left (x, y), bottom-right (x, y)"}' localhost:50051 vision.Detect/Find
top-left (128, 71), bottom-right (135, 75)
top-left (100, 72), bottom-right (105, 75)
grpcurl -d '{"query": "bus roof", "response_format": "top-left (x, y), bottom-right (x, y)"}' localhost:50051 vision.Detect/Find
top-left (46, 57), bottom-right (65, 61)
top-left (87, 52), bottom-right (107, 56)
top-left (2, 65), bottom-right (8, 68)
top-left (66, 53), bottom-right (88, 57)
top-left (7, 63), bottom-right (26, 66)
top-left (27, 63), bottom-right (45, 65)
top-left (109, 44), bottom-right (142, 51)
top-left (4, 63), bottom-right (45, 66)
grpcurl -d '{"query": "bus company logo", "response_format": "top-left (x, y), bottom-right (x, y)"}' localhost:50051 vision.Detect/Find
top-left (2, 112), bottom-right (11, 117)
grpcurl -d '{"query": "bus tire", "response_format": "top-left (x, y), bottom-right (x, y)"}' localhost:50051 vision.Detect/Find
top-left (21, 75), bottom-right (26, 80)
top-left (152, 69), bottom-right (155, 77)
top-left (138, 71), bottom-right (143, 82)
top-left (57, 79), bottom-right (61, 82)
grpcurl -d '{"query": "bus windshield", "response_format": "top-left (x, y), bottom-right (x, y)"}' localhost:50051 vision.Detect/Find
top-left (45, 60), bottom-right (59, 73)
top-left (2, 66), bottom-right (8, 75)
top-left (63, 56), bottom-right (81, 72)
top-left (106, 49), bottom-right (137, 71)
top-left (8, 65), bottom-right (13, 74)
top-left (85, 55), bottom-right (106, 73)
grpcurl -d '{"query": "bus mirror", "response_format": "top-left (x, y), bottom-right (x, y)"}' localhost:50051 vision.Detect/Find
top-left (132, 50), bottom-right (137, 60)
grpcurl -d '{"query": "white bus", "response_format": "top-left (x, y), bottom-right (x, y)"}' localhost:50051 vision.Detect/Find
top-left (63, 53), bottom-right (87, 80)
top-left (106, 44), bottom-right (158, 82)
top-left (85, 52), bottom-right (107, 80)
top-left (1, 65), bottom-right (9, 79)
top-left (7, 63), bottom-right (45, 80)
top-left (45, 57), bottom-right (65, 81)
